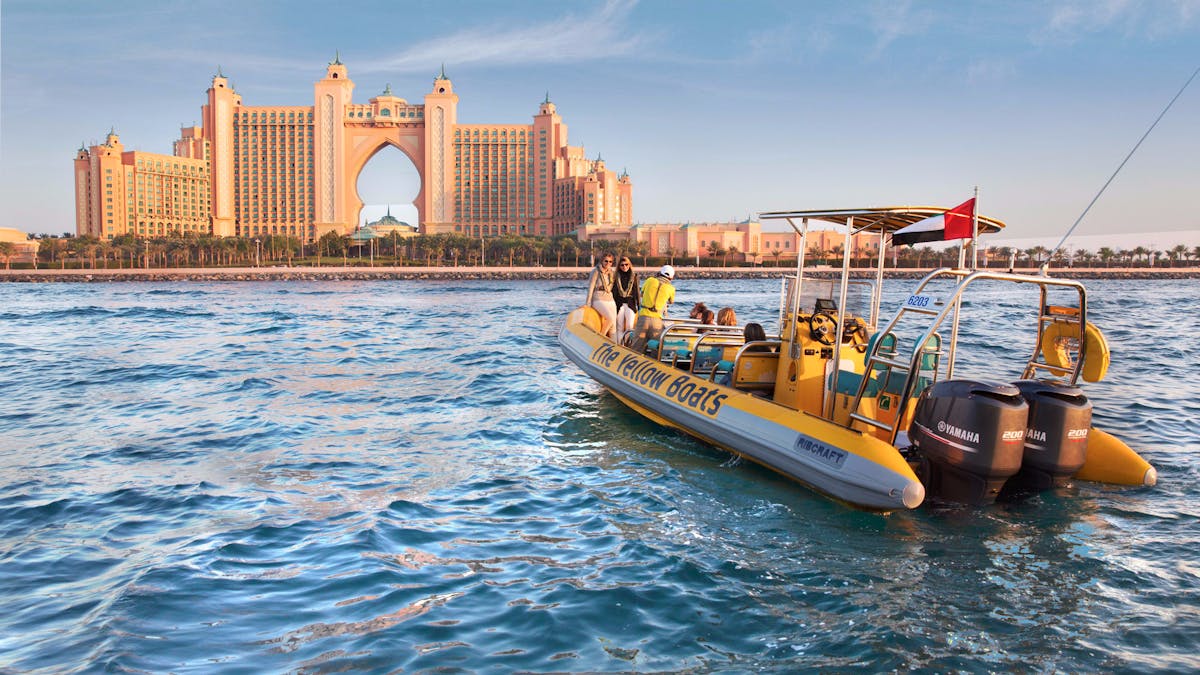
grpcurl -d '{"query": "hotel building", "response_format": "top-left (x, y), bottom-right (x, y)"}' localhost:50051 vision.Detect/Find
top-left (584, 220), bottom-right (884, 266)
top-left (74, 58), bottom-right (632, 242)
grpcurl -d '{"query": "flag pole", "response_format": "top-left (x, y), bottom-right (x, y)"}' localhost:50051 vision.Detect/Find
top-left (971, 185), bottom-right (980, 270)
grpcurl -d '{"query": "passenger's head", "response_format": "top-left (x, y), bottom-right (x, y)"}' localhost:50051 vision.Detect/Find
top-left (658, 264), bottom-right (675, 280)
top-left (599, 253), bottom-right (614, 270)
top-left (689, 302), bottom-right (708, 319)
top-left (699, 308), bottom-right (715, 325)
top-left (717, 307), bottom-right (737, 326)
top-left (744, 322), bottom-right (767, 343)
top-left (617, 256), bottom-right (633, 272)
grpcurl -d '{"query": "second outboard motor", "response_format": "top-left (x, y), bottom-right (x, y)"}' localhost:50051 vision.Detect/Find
top-left (909, 379), bottom-right (1028, 505)
top-left (1005, 380), bottom-right (1092, 492)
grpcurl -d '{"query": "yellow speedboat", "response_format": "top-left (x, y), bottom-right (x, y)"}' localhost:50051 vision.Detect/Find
top-left (559, 206), bottom-right (1156, 511)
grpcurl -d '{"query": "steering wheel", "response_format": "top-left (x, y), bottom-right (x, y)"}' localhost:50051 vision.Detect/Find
top-left (808, 312), bottom-right (838, 346)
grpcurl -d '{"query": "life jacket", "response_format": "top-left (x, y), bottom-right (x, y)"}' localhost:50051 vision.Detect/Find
top-left (637, 275), bottom-right (675, 318)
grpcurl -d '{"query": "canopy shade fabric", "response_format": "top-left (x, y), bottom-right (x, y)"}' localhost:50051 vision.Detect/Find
top-left (758, 206), bottom-right (1006, 237)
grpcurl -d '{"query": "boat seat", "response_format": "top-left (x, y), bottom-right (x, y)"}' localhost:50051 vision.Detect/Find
top-left (836, 333), bottom-right (942, 397)
top-left (646, 337), bottom-right (693, 366)
top-left (710, 359), bottom-right (735, 382)
top-left (732, 352), bottom-right (779, 393)
top-left (831, 370), bottom-right (887, 398)
top-left (866, 331), bottom-right (899, 368)
top-left (691, 345), bottom-right (726, 375)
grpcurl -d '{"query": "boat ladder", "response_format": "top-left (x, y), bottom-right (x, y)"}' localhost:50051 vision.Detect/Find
top-left (846, 298), bottom-right (945, 443)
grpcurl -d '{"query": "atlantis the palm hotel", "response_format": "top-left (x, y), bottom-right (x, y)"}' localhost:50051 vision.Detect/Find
top-left (73, 57), bottom-right (865, 263)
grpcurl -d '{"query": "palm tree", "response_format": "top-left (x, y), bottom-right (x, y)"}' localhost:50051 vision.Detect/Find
top-left (0, 241), bottom-right (14, 270)
top-left (555, 236), bottom-right (577, 268)
top-left (632, 240), bottom-right (650, 266)
top-left (1132, 246), bottom-right (1150, 267)
top-left (1170, 244), bottom-right (1188, 267)
top-left (725, 244), bottom-right (738, 267)
top-left (664, 246), bottom-right (677, 266)
top-left (830, 244), bottom-right (845, 266)
top-left (808, 245), bottom-right (827, 266)
top-left (44, 238), bottom-right (68, 269)
top-left (705, 240), bottom-right (725, 267)
top-left (1025, 246), bottom-right (1047, 267)
top-left (770, 248), bottom-right (783, 267)
top-left (97, 240), bottom-right (114, 269)
top-left (527, 237), bottom-right (548, 266)
top-left (992, 246), bottom-right (1012, 270)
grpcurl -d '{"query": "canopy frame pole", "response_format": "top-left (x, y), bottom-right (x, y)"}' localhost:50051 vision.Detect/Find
top-left (971, 185), bottom-right (980, 270)
top-left (826, 216), bottom-right (854, 418)
top-left (873, 229), bottom-right (886, 328)
top-left (785, 217), bottom-right (809, 359)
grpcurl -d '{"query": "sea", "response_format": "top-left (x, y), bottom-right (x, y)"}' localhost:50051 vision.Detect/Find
top-left (0, 277), bottom-right (1197, 673)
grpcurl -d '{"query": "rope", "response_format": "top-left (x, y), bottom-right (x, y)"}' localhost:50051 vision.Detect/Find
top-left (1043, 64), bottom-right (1200, 273)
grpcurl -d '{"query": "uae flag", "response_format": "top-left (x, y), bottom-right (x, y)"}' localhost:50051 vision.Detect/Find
top-left (892, 198), bottom-right (976, 246)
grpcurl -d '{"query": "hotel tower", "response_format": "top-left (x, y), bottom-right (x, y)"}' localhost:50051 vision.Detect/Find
top-left (74, 57), bottom-right (633, 242)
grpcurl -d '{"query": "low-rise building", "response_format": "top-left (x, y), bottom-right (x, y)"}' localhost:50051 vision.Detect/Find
top-left (0, 227), bottom-right (40, 266)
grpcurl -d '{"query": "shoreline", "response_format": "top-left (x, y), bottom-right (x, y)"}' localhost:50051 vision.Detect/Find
top-left (1, 265), bottom-right (1197, 283)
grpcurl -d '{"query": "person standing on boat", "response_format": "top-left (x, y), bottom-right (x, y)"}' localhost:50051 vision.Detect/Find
top-left (585, 254), bottom-right (618, 339)
top-left (612, 256), bottom-right (640, 344)
top-left (629, 265), bottom-right (676, 352)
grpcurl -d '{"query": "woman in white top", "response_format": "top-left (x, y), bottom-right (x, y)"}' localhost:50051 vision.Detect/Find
top-left (585, 253), bottom-right (618, 339)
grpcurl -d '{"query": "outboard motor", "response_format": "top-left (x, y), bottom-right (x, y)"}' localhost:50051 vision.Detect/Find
top-left (1004, 380), bottom-right (1092, 492)
top-left (908, 379), bottom-right (1028, 505)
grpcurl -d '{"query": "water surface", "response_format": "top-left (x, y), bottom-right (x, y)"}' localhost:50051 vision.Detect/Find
top-left (0, 278), bottom-right (1197, 672)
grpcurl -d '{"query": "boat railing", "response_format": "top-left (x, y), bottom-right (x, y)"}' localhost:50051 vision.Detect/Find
top-left (723, 341), bottom-right (783, 393)
top-left (647, 322), bottom-right (743, 369)
top-left (690, 331), bottom-right (750, 378)
top-left (847, 267), bottom-right (1089, 443)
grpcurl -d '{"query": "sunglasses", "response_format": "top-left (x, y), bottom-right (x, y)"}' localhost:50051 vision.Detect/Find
top-left (603, 259), bottom-right (614, 264)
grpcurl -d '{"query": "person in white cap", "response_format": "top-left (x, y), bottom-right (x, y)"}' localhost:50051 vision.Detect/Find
top-left (628, 265), bottom-right (676, 352)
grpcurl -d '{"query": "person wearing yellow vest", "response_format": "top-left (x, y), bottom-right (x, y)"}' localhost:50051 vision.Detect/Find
top-left (628, 265), bottom-right (676, 352)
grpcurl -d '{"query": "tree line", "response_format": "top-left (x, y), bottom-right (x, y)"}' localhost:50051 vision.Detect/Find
top-left (4, 231), bottom-right (1199, 270)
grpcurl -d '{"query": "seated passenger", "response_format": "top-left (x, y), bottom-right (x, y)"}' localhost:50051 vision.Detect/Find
top-left (689, 302), bottom-right (709, 321)
top-left (743, 322), bottom-right (774, 352)
top-left (717, 322), bottom-right (774, 385)
top-left (717, 307), bottom-right (737, 327)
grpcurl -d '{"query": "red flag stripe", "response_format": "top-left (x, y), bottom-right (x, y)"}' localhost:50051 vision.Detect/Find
top-left (943, 198), bottom-right (976, 241)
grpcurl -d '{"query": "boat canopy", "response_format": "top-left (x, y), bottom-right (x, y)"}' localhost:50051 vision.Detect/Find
top-left (758, 207), bottom-right (1006, 237)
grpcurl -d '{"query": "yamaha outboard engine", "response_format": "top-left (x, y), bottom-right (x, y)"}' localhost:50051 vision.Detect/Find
top-left (1004, 380), bottom-right (1092, 492)
top-left (909, 379), bottom-right (1028, 505)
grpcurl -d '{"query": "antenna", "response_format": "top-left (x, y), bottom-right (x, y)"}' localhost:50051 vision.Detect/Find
top-left (1043, 64), bottom-right (1200, 273)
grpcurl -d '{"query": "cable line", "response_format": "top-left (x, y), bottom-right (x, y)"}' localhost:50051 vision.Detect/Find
top-left (1043, 64), bottom-right (1200, 272)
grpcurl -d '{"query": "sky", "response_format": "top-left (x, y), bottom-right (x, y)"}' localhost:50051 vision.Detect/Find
top-left (2, 0), bottom-right (1198, 245)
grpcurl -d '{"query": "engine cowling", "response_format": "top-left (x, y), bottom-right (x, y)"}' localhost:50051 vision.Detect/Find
top-left (1005, 379), bottom-right (1092, 491)
top-left (909, 379), bottom-right (1028, 505)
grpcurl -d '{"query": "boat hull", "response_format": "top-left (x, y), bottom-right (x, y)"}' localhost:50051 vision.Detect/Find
top-left (560, 309), bottom-right (925, 511)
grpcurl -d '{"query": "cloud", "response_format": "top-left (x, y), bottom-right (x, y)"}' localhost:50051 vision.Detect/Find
top-left (354, 0), bottom-right (648, 75)
top-left (865, 0), bottom-right (936, 58)
top-left (1036, 0), bottom-right (1200, 42)
top-left (966, 58), bottom-right (1017, 84)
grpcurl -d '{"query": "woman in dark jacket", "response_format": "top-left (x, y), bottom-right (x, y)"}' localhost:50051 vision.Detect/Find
top-left (612, 256), bottom-right (640, 344)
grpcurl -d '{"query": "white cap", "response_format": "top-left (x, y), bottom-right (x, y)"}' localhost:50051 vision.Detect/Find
top-left (659, 264), bottom-right (675, 280)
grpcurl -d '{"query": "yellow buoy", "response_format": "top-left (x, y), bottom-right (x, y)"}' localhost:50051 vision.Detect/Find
top-left (1041, 321), bottom-right (1110, 382)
